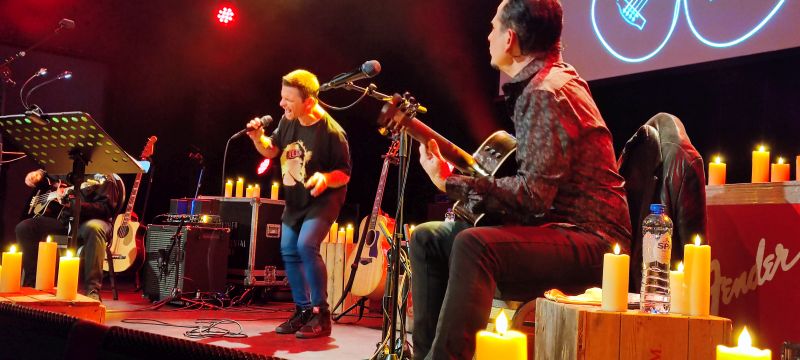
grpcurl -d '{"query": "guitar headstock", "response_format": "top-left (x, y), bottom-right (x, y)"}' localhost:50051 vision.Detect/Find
top-left (377, 93), bottom-right (422, 133)
top-left (140, 136), bottom-right (158, 161)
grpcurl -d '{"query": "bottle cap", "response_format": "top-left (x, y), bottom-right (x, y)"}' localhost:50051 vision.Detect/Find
top-left (649, 204), bottom-right (665, 214)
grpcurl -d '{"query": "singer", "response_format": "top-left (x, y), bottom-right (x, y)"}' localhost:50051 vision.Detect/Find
top-left (245, 69), bottom-right (351, 339)
top-left (401, 1), bottom-right (632, 359)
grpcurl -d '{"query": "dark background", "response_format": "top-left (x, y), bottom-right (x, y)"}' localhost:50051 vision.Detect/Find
top-left (1, 0), bottom-right (799, 245)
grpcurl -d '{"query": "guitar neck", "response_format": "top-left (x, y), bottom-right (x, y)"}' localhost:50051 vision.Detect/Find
top-left (121, 172), bottom-right (144, 225)
top-left (396, 117), bottom-right (479, 176)
top-left (367, 151), bottom-right (393, 230)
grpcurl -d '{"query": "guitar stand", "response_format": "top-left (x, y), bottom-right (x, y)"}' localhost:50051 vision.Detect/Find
top-left (334, 296), bottom-right (369, 322)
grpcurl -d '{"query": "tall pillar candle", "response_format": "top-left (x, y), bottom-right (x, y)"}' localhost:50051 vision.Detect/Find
top-left (796, 155), bottom-right (800, 182)
top-left (688, 237), bottom-right (711, 316)
top-left (36, 236), bottom-right (58, 290)
top-left (345, 224), bottom-right (354, 243)
top-left (271, 182), bottom-right (279, 200)
top-left (771, 157), bottom-right (790, 182)
top-left (224, 179), bottom-right (233, 197)
top-left (708, 156), bottom-right (726, 185)
top-left (329, 222), bottom-right (339, 243)
top-left (253, 184), bottom-right (261, 198)
top-left (0, 245), bottom-right (22, 293)
top-left (751, 146), bottom-right (769, 183)
top-left (601, 244), bottom-right (629, 312)
top-left (235, 177), bottom-right (244, 197)
top-left (669, 262), bottom-right (688, 315)
top-left (55, 250), bottom-right (80, 300)
top-left (245, 185), bottom-right (253, 198)
top-left (337, 228), bottom-right (346, 244)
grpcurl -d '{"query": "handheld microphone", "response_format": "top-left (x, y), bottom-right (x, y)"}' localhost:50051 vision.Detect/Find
top-left (232, 115), bottom-right (273, 139)
top-left (319, 60), bottom-right (381, 92)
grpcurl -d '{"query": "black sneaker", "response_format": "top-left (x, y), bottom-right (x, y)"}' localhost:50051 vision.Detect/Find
top-left (276, 307), bottom-right (312, 334)
top-left (295, 307), bottom-right (331, 339)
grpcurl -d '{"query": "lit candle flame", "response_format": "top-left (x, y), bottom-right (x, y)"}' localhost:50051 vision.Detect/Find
top-left (46, 235), bottom-right (52, 243)
top-left (9, 245), bottom-right (17, 253)
top-left (714, 156), bottom-right (722, 164)
top-left (613, 243), bottom-right (620, 255)
top-left (758, 145), bottom-right (766, 152)
top-left (677, 262), bottom-right (684, 272)
top-left (496, 311), bottom-right (509, 336)
top-left (347, 224), bottom-right (353, 230)
top-left (273, 182), bottom-right (278, 187)
top-left (66, 249), bottom-right (74, 258)
top-left (409, 225), bottom-right (416, 232)
top-left (738, 327), bottom-right (752, 348)
top-left (202, 215), bottom-right (209, 223)
top-left (694, 235), bottom-right (702, 246)
top-left (226, 179), bottom-right (232, 184)
top-left (778, 157), bottom-right (785, 164)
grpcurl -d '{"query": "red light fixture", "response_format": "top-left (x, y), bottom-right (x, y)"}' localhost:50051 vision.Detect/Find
top-left (216, 6), bottom-right (235, 24)
top-left (257, 158), bottom-right (271, 175)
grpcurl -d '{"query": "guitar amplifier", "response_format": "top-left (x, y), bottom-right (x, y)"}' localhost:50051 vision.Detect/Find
top-left (199, 196), bottom-right (287, 287)
top-left (143, 224), bottom-right (230, 302)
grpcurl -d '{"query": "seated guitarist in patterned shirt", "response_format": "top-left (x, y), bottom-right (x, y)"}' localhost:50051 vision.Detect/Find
top-left (15, 169), bottom-right (121, 301)
top-left (405, 1), bottom-right (632, 359)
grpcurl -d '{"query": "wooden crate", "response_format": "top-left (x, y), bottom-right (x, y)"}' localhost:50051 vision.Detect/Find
top-left (535, 298), bottom-right (731, 360)
top-left (0, 287), bottom-right (105, 323)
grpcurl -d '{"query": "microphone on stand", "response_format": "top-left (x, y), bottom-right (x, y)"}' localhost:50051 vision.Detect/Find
top-left (231, 115), bottom-right (273, 139)
top-left (319, 60), bottom-right (381, 92)
top-left (58, 19), bottom-right (76, 31)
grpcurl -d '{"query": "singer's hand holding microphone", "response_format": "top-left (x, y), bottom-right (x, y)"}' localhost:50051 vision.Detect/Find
top-left (231, 115), bottom-right (273, 140)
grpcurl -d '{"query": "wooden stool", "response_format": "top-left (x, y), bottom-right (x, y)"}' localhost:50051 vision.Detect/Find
top-left (535, 298), bottom-right (731, 360)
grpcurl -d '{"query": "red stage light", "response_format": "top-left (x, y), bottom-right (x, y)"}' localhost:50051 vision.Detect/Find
top-left (257, 158), bottom-right (271, 175)
top-left (216, 6), bottom-right (235, 24)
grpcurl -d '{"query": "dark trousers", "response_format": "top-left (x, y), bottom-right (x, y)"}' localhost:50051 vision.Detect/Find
top-left (15, 217), bottom-right (111, 294)
top-left (410, 220), bottom-right (609, 360)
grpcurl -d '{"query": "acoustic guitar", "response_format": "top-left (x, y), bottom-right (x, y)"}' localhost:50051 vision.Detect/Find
top-left (104, 136), bottom-right (157, 273)
top-left (377, 95), bottom-right (517, 226)
top-left (29, 174), bottom-right (107, 220)
top-left (346, 140), bottom-right (398, 299)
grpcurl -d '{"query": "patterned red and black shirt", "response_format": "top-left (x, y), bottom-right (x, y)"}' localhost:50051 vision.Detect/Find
top-left (445, 55), bottom-right (632, 249)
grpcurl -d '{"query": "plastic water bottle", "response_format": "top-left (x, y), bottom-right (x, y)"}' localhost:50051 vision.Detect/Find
top-left (444, 208), bottom-right (456, 223)
top-left (640, 203), bottom-right (673, 314)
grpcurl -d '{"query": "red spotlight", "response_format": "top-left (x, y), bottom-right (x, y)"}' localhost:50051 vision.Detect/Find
top-left (216, 6), bottom-right (235, 24)
top-left (257, 158), bottom-right (271, 175)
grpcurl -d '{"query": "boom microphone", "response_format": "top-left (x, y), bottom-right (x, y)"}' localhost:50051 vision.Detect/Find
top-left (319, 60), bottom-right (381, 92)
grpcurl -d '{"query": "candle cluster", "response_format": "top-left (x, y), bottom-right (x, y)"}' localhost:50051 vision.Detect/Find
top-left (0, 239), bottom-right (81, 300)
top-left (709, 145), bottom-right (798, 185)
top-left (225, 178), bottom-right (279, 199)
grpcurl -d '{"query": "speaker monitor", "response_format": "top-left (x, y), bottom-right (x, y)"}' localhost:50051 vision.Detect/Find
top-left (143, 225), bottom-right (230, 302)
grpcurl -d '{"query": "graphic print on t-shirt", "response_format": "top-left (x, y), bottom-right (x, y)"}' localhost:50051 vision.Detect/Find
top-left (281, 140), bottom-right (312, 186)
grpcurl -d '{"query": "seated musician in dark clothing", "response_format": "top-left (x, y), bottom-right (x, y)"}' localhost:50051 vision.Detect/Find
top-left (15, 169), bottom-right (121, 301)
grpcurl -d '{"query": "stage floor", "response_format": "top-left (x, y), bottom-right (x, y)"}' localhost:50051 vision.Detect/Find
top-left (101, 281), bottom-right (389, 359)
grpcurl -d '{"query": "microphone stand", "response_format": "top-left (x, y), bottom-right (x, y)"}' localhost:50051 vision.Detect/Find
top-left (337, 82), bottom-right (414, 359)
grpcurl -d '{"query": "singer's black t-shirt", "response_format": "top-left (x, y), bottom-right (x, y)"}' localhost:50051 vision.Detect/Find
top-left (269, 113), bottom-right (351, 227)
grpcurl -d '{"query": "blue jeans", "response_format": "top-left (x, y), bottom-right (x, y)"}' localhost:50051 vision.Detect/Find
top-left (281, 218), bottom-right (332, 309)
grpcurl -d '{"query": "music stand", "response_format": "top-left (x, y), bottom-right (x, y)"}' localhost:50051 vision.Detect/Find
top-left (0, 111), bottom-right (143, 250)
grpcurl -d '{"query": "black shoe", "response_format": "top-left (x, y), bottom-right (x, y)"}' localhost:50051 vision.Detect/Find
top-left (295, 307), bottom-right (331, 339)
top-left (276, 307), bottom-right (312, 334)
top-left (86, 290), bottom-right (102, 302)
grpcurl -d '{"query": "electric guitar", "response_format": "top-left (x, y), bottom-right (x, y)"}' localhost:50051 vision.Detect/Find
top-left (346, 140), bottom-right (398, 299)
top-left (104, 136), bottom-right (157, 273)
top-left (377, 96), bottom-right (517, 226)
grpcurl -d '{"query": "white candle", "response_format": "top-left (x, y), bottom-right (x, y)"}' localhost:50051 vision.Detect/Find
top-left (716, 327), bottom-right (771, 360)
top-left (601, 243), bottom-right (629, 312)
top-left (56, 250), bottom-right (80, 300)
top-left (669, 262), bottom-right (688, 315)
